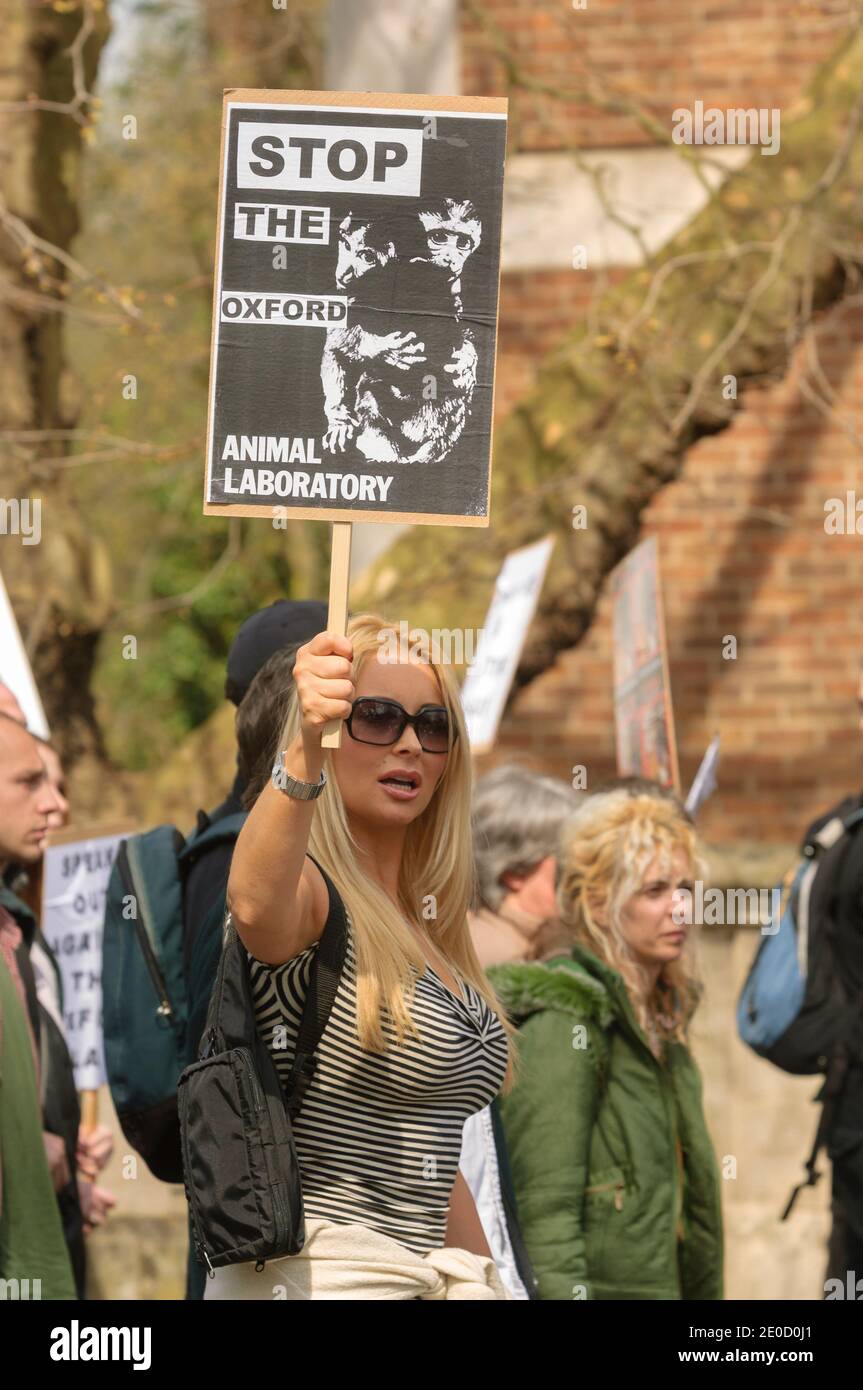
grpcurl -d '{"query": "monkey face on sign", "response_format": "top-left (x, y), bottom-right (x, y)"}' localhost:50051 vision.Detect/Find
top-left (321, 194), bottom-right (484, 466)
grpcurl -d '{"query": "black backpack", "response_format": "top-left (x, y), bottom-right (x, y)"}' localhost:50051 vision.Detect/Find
top-left (754, 794), bottom-right (863, 1219)
top-left (178, 854), bottom-right (348, 1275)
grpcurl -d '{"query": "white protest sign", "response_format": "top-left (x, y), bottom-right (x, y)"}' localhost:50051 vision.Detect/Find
top-left (685, 734), bottom-right (721, 818)
top-left (460, 535), bottom-right (555, 754)
top-left (0, 568), bottom-right (50, 737)
top-left (41, 831), bottom-right (125, 1090)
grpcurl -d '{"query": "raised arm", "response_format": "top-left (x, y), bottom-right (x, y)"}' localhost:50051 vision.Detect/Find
top-left (226, 630), bottom-right (355, 966)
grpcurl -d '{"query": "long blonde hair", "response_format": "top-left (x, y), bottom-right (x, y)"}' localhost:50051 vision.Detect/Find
top-left (556, 789), bottom-right (704, 1053)
top-left (277, 613), bottom-right (517, 1087)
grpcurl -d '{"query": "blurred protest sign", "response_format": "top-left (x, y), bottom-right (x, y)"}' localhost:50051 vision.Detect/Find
top-left (686, 733), bottom-right (721, 817)
top-left (203, 88), bottom-right (508, 747)
top-left (611, 537), bottom-right (680, 792)
top-left (460, 535), bottom-right (555, 754)
top-left (0, 568), bottom-right (50, 737)
top-left (41, 827), bottom-right (130, 1098)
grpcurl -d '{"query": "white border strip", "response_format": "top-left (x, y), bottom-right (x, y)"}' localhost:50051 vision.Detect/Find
top-left (227, 101), bottom-right (506, 120)
top-left (205, 110), bottom-right (234, 504)
top-left (207, 100), bottom-right (506, 502)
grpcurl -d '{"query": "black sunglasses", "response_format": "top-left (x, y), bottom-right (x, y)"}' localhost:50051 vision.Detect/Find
top-left (345, 697), bottom-right (457, 754)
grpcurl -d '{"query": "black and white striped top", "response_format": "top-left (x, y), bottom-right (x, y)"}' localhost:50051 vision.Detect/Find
top-left (248, 914), bottom-right (509, 1254)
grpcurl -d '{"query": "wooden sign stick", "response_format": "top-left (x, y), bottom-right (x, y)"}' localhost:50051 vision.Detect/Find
top-left (321, 521), bottom-right (353, 749)
top-left (78, 1089), bottom-right (99, 1183)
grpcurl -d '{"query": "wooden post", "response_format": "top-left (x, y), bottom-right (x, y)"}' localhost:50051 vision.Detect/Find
top-left (79, 1089), bottom-right (99, 1133)
top-left (321, 521), bottom-right (353, 749)
top-left (78, 1089), bottom-right (99, 1183)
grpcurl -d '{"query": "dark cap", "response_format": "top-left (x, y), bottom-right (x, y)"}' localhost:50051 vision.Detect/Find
top-left (225, 600), bottom-right (329, 706)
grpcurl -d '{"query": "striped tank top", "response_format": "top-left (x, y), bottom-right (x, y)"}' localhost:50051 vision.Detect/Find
top-left (248, 908), bottom-right (509, 1255)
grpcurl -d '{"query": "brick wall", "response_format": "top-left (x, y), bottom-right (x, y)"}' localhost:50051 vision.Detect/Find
top-left (494, 266), bottom-right (628, 415)
top-left (483, 299), bottom-right (863, 845)
top-left (463, 1), bottom-right (863, 845)
top-left (462, 0), bottom-right (848, 152)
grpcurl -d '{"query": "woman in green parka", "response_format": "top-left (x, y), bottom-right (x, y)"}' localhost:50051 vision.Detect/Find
top-left (488, 787), bottom-right (723, 1300)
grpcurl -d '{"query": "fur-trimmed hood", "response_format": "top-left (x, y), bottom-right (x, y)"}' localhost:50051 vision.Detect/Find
top-left (488, 951), bottom-right (617, 1030)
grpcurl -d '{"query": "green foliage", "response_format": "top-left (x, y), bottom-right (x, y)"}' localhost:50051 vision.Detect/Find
top-left (66, 6), bottom-right (327, 770)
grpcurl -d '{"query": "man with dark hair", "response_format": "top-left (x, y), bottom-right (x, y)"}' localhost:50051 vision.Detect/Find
top-left (184, 641), bottom-right (303, 1066)
top-left (183, 599), bottom-right (327, 951)
top-left (0, 712), bottom-right (77, 1297)
top-left (181, 603), bottom-right (326, 1300)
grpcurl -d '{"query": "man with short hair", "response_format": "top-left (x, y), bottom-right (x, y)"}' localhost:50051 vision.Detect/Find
top-left (461, 763), bottom-right (584, 1301)
top-left (0, 712), bottom-right (76, 1297)
top-left (469, 762), bottom-right (583, 968)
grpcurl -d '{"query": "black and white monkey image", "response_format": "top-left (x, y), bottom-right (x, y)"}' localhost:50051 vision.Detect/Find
top-left (320, 197), bottom-right (482, 465)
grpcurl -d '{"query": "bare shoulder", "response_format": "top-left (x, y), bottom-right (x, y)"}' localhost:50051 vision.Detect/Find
top-left (238, 856), bottom-right (334, 966)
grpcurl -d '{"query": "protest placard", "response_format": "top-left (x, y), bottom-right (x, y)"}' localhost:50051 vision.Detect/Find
top-left (460, 535), bottom-right (555, 754)
top-left (41, 827), bottom-right (130, 1095)
top-left (686, 733), bottom-right (721, 817)
top-left (611, 537), bottom-right (680, 792)
top-left (0, 567), bottom-right (50, 737)
top-left (203, 89), bottom-right (508, 526)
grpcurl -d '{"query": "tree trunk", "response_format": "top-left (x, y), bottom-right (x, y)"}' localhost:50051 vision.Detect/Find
top-left (350, 26), bottom-right (863, 700)
top-left (0, 0), bottom-right (111, 768)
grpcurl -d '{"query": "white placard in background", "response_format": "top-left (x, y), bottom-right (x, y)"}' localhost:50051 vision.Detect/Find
top-left (41, 833), bottom-right (124, 1090)
top-left (0, 568), bottom-right (50, 738)
top-left (460, 535), bottom-right (555, 754)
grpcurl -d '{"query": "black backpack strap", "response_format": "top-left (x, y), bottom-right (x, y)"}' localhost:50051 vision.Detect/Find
top-left (284, 853), bottom-right (349, 1119)
top-left (781, 799), bottom-right (863, 1220)
top-left (781, 1049), bottom-right (850, 1220)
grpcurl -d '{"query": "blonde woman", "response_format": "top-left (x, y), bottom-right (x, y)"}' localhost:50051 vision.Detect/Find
top-left (207, 618), bottom-right (515, 1300)
top-left (488, 787), bottom-right (723, 1300)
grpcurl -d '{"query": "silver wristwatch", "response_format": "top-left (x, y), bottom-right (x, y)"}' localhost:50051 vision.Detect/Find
top-left (271, 750), bottom-right (327, 800)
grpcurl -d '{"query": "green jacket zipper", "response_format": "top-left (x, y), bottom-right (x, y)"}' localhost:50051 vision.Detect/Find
top-left (584, 1179), bottom-right (626, 1211)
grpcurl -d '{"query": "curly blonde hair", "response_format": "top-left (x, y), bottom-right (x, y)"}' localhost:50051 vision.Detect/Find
top-left (556, 789), bottom-right (705, 1054)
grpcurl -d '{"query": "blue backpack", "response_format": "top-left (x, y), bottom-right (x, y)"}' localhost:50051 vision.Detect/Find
top-left (102, 813), bottom-right (246, 1182)
top-left (737, 796), bottom-right (863, 1216)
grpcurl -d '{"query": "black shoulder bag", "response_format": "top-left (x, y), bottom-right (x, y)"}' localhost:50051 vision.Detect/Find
top-left (178, 854), bottom-right (348, 1275)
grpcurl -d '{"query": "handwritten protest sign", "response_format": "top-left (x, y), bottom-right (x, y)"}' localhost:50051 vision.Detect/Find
top-left (41, 830), bottom-right (127, 1091)
top-left (203, 89), bottom-right (508, 527)
top-left (460, 535), bottom-right (555, 754)
top-left (610, 537), bottom-right (680, 792)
